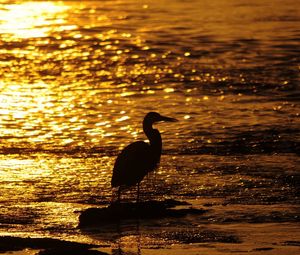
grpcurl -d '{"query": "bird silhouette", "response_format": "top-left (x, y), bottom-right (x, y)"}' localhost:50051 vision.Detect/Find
top-left (111, 112), bottom-right (177, 203)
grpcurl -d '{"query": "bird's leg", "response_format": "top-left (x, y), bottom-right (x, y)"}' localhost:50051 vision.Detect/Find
top-left (137, 183), bottom-right (140, 203)
top-left (117, 186), bottom-right (121, 203)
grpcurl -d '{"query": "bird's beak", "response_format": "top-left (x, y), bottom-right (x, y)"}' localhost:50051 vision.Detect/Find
top-left (160, 115), bottom-right (178, 122)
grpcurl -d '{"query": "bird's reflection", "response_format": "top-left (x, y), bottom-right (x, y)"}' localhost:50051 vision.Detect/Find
top-left (111, 219), bottom-right (141, 255)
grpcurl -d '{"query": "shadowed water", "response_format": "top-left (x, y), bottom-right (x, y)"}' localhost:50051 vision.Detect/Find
top-left (0, 0), bottom-right (299, 254)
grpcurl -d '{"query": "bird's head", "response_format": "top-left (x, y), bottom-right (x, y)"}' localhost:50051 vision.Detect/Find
top-left (144, 112), bottom-right (178, 125)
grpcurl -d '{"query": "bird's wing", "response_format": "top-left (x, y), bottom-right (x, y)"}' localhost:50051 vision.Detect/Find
top-left (111, 141), bottom-right (154, 187)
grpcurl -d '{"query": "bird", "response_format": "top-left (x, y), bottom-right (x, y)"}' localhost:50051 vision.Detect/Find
top-left (111, 112), bottom-right (177, 203)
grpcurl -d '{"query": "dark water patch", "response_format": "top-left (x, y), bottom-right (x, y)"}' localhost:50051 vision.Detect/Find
top-left (215, 139), bottom-right (299, 155)
top-left (183, 126), bottom-right (300, 155)
top-left (189, 35), bottom-right (215, 43)
top-left (205, 187), bottom-right (296, 206)
top-left (181, 140), bottom-right (299, 155)
top-left (0, 236), bottom-right (103, 254)
top-left (190, 79), bottom-right (298, 98)
top-left (283, 241), bottom-right (300, 246)
top-left (252, 247), bottom-right (274, 251)
top-left (285, 92), bottom-right (300, 102)
top-left (0, 41), bottom-right (30, 50)
top-left (216, 209), bottom-right (300, 224)
top-left (0, 145), bottom-right (117, 157)
top-left (271, 43), bottom-right (300, 53)
top-left (225, 191), bottom-right (300, 206)
top-left (235, 38), bottom-right (261, 45)
top-left (255, 15), bottom-right (300, 22)
top-left (38, 247), bottom-right (106, 255)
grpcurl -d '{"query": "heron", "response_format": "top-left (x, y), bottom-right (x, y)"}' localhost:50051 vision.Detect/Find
top-left (111, 112), bottom-right (177, 203)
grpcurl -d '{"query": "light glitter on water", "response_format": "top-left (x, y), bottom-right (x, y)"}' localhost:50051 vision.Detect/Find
top-left (0, 0), bottom-right (299, 254)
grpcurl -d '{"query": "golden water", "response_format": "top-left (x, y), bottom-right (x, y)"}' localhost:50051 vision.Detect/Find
top-left (0, 0), bottom-right (299, 253)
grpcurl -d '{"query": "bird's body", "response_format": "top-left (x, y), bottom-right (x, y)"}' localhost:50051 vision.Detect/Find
top-left (111, 141), bottom-right (160, 187)
top-left (111, 112), bottom-right (177, 203)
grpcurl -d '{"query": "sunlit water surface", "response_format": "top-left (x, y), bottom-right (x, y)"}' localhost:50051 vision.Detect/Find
top-left (0, 0), bottom-right (299, 254)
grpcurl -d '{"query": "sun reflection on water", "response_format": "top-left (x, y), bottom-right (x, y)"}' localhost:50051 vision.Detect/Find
top-left (0, 2), bottom-right (71, 40)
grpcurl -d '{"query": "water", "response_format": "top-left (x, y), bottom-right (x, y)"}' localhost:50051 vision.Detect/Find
top-left (0, 0), bottom-right (299, 254)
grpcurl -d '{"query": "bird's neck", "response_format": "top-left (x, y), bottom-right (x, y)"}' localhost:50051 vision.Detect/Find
top-left (143, 122), bottom-right (162, 152)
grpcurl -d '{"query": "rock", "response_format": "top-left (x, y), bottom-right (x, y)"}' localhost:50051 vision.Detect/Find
top-left (78, 199), bottom-right (206, 228)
